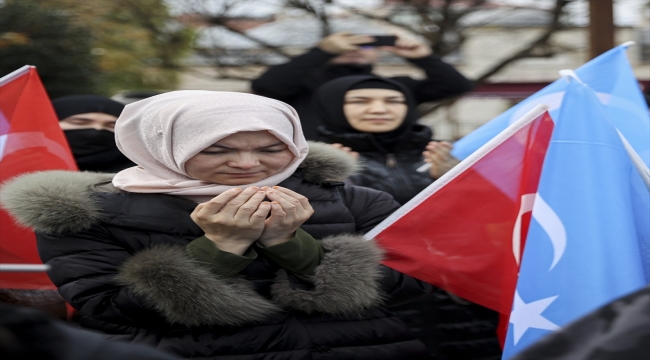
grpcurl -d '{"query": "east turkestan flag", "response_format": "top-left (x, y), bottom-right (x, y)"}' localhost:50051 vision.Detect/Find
top-left (502, 74), bottom-right (649, 359)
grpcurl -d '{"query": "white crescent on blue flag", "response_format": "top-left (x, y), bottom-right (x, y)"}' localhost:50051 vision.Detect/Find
top-left (501, 77), bottom-right (650, 359)
top-left (453, 43), bottom-right (650, 168)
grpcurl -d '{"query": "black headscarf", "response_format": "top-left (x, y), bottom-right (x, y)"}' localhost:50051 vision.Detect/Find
top-left (313, 75), bottom-right (419, 152)
top-left (52, 95), bottom-right (134, 172)
top-left (52, 95), bottom-right (125, 120)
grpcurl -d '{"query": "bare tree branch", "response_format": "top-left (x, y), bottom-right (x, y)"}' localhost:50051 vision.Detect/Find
top-left (472, 0), bottom-right (570, 83)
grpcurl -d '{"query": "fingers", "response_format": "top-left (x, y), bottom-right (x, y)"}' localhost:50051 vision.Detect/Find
top-left (265, 201), bottom-right (288, 226)
top-left (346, 34), bottom-right (374, 45)
top-left (212, 186), bottom-right (262, 219)
top-left (250, 201), bottom-right (272, 226)
top-left (264, 188), bottom-right (299, 221)
top-left (233, 190), bottom-right (268, 222)
top-left (320, 33), bottom-right (373, 53)
top-left (192, 188), bottom-right (242, 219)
top-left (267, 186), bottom-right (313, 213)
top-left (328, 143), bottom-right (358, 159)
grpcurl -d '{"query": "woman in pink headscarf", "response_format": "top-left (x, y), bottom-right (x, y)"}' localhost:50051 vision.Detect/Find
top-left (1, 91), bottom-right (435, 360)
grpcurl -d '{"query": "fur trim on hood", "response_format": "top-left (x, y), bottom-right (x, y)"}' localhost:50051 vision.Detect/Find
top-left (116, 235), bottom-right (384, 326)
top-left (116, 245), bottom-right (281, 327)
top-left (0, 142), bottom-right (359, 235)
top-left (271, 234), bottom-right (385, 316)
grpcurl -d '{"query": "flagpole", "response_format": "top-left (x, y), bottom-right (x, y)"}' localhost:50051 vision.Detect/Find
top-left (0, 65), bottom-right (34, 86)
top-left (0, 264), bottom-right (50, 272)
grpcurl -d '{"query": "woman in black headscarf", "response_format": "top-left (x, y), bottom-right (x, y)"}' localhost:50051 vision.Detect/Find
top-left (52, 95), bottom-right (134, 172)
top-left (314, 75), bottom-right (458, 205)
top-left (313, 75), bottom-right (502, 360)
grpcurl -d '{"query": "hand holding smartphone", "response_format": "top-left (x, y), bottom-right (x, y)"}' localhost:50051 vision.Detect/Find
top-left (358, 35), bottom-right (398, 47)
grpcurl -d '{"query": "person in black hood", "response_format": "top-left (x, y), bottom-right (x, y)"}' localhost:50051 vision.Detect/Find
top-left (252, 32), bottom-right (474, 140)
top-left (53, 95), bottom-right (134, 172)
top-left (314, 75), bottom-right (460, 205)
top-left (314, 75), bottom-right (502, 360)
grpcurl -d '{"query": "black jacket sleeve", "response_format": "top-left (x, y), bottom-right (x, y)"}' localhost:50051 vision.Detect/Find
top-left (391, 54), bottom-right (474, 105)
top-left (251, 48), bottom-right (336, 99)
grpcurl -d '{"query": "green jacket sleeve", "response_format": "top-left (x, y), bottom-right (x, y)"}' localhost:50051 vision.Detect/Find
top-left (255, 228), bottom-right (324, 281)
top-left (185, 236), bottom-right (257, 277)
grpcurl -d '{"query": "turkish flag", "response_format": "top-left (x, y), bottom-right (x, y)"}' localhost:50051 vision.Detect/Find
top-left (366, 105), bottom-right (554, 315)
top-left (0, 66), bottom-right (77, 289)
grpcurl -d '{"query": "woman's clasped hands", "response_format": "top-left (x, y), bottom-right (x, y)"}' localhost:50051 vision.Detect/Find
top-left (190, 186), bottom-right (314, 255)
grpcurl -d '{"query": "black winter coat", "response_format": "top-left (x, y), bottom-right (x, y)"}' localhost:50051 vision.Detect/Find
top-left (0, 143), bottom-right (434, 360)
top-left (251, 48), bottom-right (474, 140)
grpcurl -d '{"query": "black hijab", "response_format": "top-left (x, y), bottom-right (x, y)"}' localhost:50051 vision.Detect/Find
top-left (52, 95), bottom-right (134, 172)
top-left (52, 95), bottom-right (125, 120)
top-left (313, 75), bottom-right (419, 152)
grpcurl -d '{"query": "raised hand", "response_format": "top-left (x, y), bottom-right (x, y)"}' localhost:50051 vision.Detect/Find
top-left (257, 186), bottom-right (314, 247)
top-left (381, 36), bottom-right (433, 59)
top-left (317, 32), bottom-right (374, 54)
top-left (423, 141), bottom-right (460, 179)
top-left (190, 187), bottom-right (271, 255)
top-left (328, 143), bottom-right (360, 160)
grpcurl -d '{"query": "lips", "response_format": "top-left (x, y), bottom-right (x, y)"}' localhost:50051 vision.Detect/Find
top-left (224, 172), bottom-right (261, 177)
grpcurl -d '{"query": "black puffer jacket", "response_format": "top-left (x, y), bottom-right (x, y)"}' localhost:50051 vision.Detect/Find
top-left (0, 143), bottom-right (434, 360)
top-left (319, 124), bottom-right (434, 205)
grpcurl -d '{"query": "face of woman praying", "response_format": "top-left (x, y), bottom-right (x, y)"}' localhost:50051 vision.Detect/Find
top-left (343, 88), bottom-right (408, 133)
top-left (184, 131), bottom-right (294, 185)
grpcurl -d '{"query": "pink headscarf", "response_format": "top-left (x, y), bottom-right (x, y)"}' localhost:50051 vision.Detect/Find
top-left (112, 91), bottom-right (309, 202)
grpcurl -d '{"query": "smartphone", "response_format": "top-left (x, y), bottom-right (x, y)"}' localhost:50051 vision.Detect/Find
top-left (359, 35), bottom-right (397, 47)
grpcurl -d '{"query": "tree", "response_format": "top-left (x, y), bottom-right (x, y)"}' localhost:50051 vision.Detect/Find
top-left (42, 0), bottom-right (195, 95)
top-left (0, 0), bottom-right (99, 98)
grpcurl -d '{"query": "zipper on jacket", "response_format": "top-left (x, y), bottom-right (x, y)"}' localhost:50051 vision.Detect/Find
top-left (386, 153), bottom-right (397, 168)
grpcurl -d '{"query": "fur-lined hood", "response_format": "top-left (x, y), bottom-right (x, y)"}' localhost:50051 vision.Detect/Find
top-left (0, 142), bottom-right (359, 236)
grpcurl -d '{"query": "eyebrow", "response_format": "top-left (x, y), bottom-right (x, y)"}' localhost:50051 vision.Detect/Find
top-left (345, 96), bottom-right (405, 99)
top-left (65, 117), bottom-right (94, 121)
top-left (206, 142), bottom-right (286, 149)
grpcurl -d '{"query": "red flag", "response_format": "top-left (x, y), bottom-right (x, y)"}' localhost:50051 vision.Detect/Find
top-left (0, 66), bottom-right (77, 289)
top-left (366, 105), bottom-right (553, 315)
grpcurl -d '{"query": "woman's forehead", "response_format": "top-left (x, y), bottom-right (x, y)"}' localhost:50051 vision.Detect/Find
top-left (211, 130), bottom-right (283, 147)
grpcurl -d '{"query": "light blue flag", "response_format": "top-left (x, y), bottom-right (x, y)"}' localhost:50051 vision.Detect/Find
top-left (453, 43), bottom-right (650, 167)
top-left (501, 78), bottom-right (650, 359)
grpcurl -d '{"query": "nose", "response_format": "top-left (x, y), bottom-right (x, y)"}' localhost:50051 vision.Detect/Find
top-left (92, 122), bottom-right (115, 132)
top-left (367, 100), bottom-right (388, 113)
top-left (227, 152), bottom-right (260, 169)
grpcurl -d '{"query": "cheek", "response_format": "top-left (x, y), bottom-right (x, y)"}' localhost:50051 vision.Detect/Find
top-left (267, 153), bottom-right (295, 170)
top-left (391, 106), bottom-right (408, 121)
top-left (185, 157), bottom-right (223, 177)
top-left (343, 105), bottom-right (363, 123)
